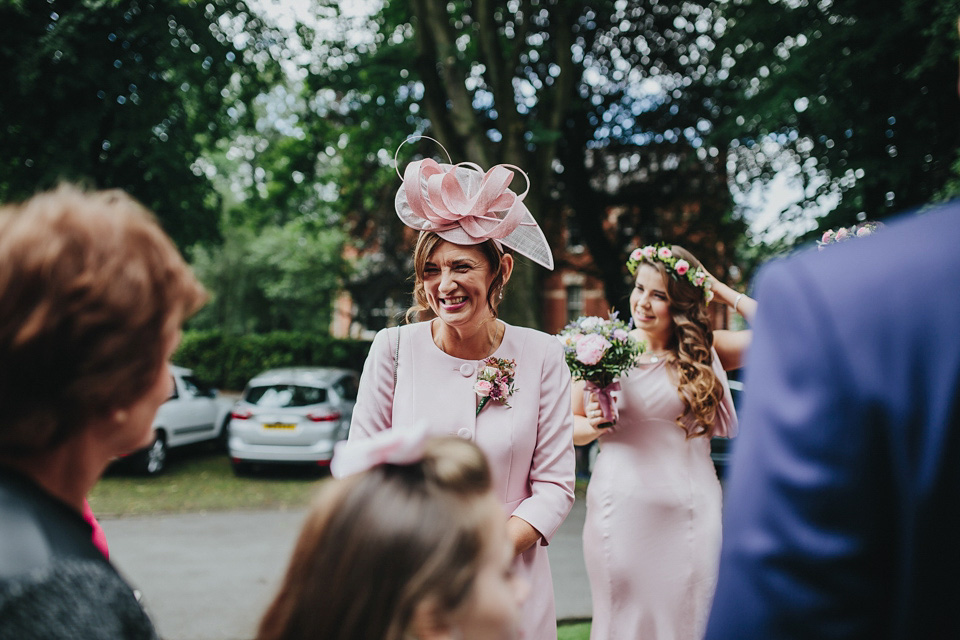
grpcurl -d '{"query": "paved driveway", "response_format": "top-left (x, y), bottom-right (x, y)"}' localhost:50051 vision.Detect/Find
top-left (103, 498), bottom-right (590, 640)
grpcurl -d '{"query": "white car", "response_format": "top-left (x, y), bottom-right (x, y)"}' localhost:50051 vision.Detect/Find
top-left (127, 365), bottom-right (233, 475)
top-left (227, 367), bottom-right (358, 474)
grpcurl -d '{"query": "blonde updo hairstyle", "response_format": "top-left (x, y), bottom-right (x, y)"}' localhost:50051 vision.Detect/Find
top-left (637, 245), bottom-right (726, 438)
top-left (257, 436), bottom-right (498, 640)
top-left (406, 231), bottom-right (511, 323)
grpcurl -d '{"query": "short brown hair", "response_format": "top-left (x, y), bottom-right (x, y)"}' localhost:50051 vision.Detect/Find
top-left (405, 231), bottom-right (510, 323)
top-left (257, 436), bottom-right (496, 640)
top-left (0, 185), bottom-right (207, 453)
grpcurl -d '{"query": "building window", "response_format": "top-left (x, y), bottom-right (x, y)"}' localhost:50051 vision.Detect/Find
top-left (566, 285), bottom-right (584, 322)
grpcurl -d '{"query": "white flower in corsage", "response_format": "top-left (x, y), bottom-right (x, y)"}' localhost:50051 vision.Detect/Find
top-left (474, 357), bottom-right (517, 416)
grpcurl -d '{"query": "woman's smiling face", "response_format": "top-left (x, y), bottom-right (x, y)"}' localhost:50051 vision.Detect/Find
top-left (422, 241), bottom-right (499, 330)
top-left (630, 263), bottom-right (674, 343)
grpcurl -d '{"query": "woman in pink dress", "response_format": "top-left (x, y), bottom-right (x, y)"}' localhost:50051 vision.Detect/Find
top-left (349, 143), bottom-right (576, 640)
top-left (573, 244), bottom-right (739, 640)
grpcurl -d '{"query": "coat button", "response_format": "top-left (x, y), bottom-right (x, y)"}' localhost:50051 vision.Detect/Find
top-left (459, 363), bottom-right (474, 377)
top-left (457, 428), bottom-right (472, 440)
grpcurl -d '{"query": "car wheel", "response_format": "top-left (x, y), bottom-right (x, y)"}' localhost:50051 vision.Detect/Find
top-left (216, 418), bottom-right (231, 452)
top-left (137, 433), bottom-right (167, 476)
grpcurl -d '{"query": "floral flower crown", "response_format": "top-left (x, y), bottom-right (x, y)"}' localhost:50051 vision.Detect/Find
top-left (626, 244), bottom-right (713, 302)
top-left (817, 221), bottom-right (884, 250)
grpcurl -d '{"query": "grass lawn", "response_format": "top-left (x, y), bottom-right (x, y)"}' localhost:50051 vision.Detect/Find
top-left (558, 621), bottom-right (591, 639)
top-left (89, 444), bottom-right (326, 517)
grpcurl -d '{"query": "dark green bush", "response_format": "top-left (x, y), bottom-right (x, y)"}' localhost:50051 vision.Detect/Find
top-left (174, 330), bottom-right (373, 391)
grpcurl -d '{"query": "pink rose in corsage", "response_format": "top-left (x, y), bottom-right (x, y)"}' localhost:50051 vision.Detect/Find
top-left (474, 357), bottom-right (517, 416)
top-left (658, 247), bottom-right (673, 260)
top-left (674, 259), bottom-right (690, 276)
top-left (558, 312), bottom-right (645, 428)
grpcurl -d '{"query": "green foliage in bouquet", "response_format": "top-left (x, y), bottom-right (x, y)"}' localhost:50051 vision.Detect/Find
top-left (557, 313), bottom-right (646, 389)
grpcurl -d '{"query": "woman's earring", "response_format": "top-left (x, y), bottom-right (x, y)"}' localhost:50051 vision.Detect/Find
top-left (498, 287), bottom-right (504, 301)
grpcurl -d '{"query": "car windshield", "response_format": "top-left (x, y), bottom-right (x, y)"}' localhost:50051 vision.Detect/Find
top-left (245, 384), bottom-right (327, 408)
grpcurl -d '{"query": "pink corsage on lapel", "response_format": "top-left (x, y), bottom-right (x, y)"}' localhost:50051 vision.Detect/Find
top-left (474, 357), bottom-right (517, 416)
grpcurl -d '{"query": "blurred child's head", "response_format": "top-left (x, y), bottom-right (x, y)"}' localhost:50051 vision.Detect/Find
top-left (258, 435), bottom-right (528, 640)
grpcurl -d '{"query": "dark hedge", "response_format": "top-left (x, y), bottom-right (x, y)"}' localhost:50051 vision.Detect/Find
top-left (174, 330), bottom-right (373, 391)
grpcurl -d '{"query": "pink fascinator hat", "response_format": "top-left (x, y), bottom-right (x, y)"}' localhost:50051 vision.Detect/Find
top-left (394, 136), bottom-right (555, 270)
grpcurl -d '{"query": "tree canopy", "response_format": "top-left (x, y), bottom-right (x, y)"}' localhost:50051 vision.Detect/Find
top-left (714, 0), bottom-right (960, 233)
top-left (0, 0), bottom-right (279, 247)
top-left (294, 0), bottom-right (745, 327)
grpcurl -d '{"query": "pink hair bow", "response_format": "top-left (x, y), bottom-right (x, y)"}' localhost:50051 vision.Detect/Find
top-left (330, 422), bottom-right (431, 479)
top-left (394, 136), bottom-right (555, 270)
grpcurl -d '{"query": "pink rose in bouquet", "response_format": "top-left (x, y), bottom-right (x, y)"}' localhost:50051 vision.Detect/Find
top-left (575, 333), bottom-right (612, 366)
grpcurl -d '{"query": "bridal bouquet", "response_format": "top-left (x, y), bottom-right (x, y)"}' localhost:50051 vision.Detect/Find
top-left (558, 313), bottom-right (646, 427)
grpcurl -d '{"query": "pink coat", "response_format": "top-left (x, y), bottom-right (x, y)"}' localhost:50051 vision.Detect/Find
top-left (350, 320), bottom-right (576, 640)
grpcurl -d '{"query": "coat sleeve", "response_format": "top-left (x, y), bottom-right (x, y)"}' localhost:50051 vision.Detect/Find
top-left (511, 336), bottom-right (576, 545)
top-left (705, 260), bottom-right (894, 639)
top-left (348, 327), bottom-right (396, 441)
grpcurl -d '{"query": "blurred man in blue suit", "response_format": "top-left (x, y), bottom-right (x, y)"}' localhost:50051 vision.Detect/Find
top-left (705, 197), bottom-right (960, 636)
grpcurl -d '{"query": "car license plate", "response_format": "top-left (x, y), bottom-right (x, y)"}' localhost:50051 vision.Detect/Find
top-left (264, 423), bottom-right (296, 430)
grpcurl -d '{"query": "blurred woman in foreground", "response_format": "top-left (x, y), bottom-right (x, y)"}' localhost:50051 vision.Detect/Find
top-left (0, 185), bottom-right (207, 638)
top-left (257, 431), bottom-right (529, 640)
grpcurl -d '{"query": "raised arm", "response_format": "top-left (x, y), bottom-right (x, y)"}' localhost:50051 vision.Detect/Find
top-left (704, 266), bottom-right (756, 371)
top-left (708, 269), bottom-right (757, 325)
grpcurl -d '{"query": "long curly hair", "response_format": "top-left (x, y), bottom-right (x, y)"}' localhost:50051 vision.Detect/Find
top-left (637, 245), bottom-right (725, 438)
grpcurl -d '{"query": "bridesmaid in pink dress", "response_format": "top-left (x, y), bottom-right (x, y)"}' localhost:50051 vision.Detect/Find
top-left (349, 144), bottom-right (576, 640)
top-left (573, 244), bottom-right (740, 640)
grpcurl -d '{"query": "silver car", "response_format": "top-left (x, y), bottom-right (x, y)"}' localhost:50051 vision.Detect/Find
top-left (227, 367), bottom-right (359, 474)
top-left (123, 365), bottom-right (233, 475)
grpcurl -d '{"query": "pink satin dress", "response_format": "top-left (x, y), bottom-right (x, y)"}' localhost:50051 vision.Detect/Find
top-left (583, 351), bottom-right (737, 640)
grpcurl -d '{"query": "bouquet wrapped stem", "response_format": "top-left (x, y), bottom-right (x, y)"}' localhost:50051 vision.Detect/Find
top-left (558, 313), bottom-right (645, 429)
top-left (584, 380), bottom-right (621, 428)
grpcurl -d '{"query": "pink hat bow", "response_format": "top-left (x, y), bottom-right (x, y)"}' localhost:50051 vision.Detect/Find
top-left (403, 158), bottom-right (530, 242)
top-left (394, 137), bottom-right (555, 270)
